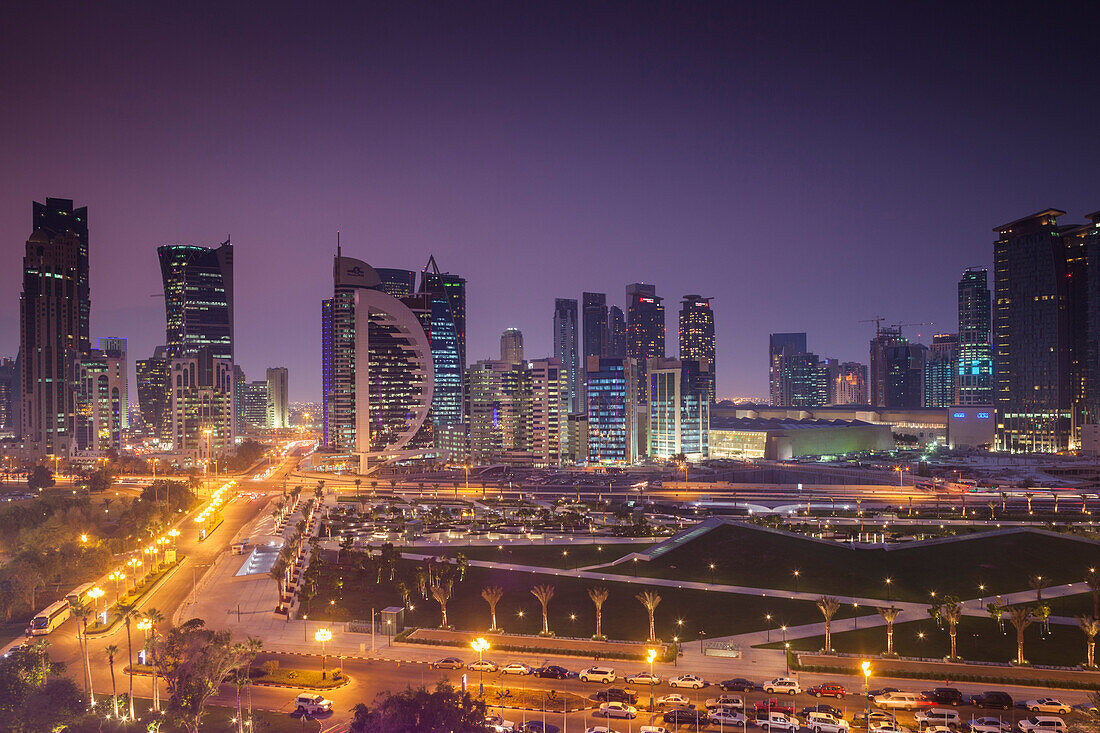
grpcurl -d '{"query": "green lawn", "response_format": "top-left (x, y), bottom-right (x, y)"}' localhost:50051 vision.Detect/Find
top-left (1047, 589), bottom-right (1099, 619)
top-left (613, 524), bottom-right (1099, 603)
top-left (417, 542), bottom-right (653, 569)
top-left (302, 557), bottom-right (856, 642)
top-left (765, 615), bottom-right (1094, 667)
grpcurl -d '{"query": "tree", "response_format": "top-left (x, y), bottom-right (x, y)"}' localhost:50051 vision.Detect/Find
top-left (1029, 575), bottom-right (1050, 604)
top-left (1087, 573), bottom-right (1100, 619)
top-left (636, 590), bottom-right (662, 643)
top-left (941, 598), bottom-right (962, 660)
top-left (877, 606), bottom-right (901, 655)
top-left (430, 579), bottom-right (454, 628)
top-left (350, 682), bottom-right (487, 733)
top-left (1079, 615), bottom-right (1099, 669)
top-left (104, 643), bottom-right (120, 718)
top-left (159, 618), bottom-right (248, 733)
top-left (26, 465), bottom-right (54, 492)
top-left (70, 600), bottom-right (95, 706)
top-left (1007, 605), bottom-right (1035, 665)
top-left (531, 585), bottom-right (555, 636)
top-left (87, 467), bottom-right (115, 493)
top-left (481, 586), bottom-right (503, 632)
top-left (817, 596), bottom-right (842, 654)
top-left (144, 607), bottom-right (167, 711)
top-left (123, 605), bottom-right (137, 720)
top-left (987, 599), bottom-right (1006, 634)
top-left (588, 587), bottom-right (609, 640)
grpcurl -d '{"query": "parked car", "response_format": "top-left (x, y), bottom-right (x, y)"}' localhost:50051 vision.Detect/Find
top-left (915, 708), bottom-right (962, 728)
top-left (873, 692), bottom-right (931, 710)
top-left (755, 699), bottom-right (797, 716)
top-left (640, 728), bottom-right (671, 733)
top-left (656, 693), bottom-right (693, 709)
top-left (868, 688), bottom-right (901, 700)
top-left (595, 688), bottom-right (638, 705)
top-left (517, 722), bottom-right (552, 733)
top-left (1024, 700), bottom-right (1070, 715)
top-left (431, 657), bottom-right (464, 669)
top-left (802, 705), bottom-right (845, 720)
top-left (500, 663), bottom-right (532, 675)
top-left (970, 692), bottom-right (1014, 711)
top-left (806, 712), bottom-right (850, 733)
top-left (966, 718), bottom-right (1012, 733)
top-left (870, 724), bottom-right (913, 733)
top-left (853, 712), bottom-right (895, 729)
top-left (670, 674), bottom-right (706, 689)
top-left (293, 694), bottom-right (333, 716)
top-left (1017, 717), bottom-right (1066, 733)
top-left (535, 665), bottom-right (569, 679)
top-left (764, 678), bottom-right (802, 696)
top-left (664, 708), bottom-right (710, 726)
top-left (626, 671), bottom-right (662, 685)
top-left (926, 689), bottom-right (966, 707)
top-left (585, 728), bottom-right (617, 733)
top-left (580, 666), bottom-right (617, 684)
top-left (720, 678), bottom-right (758, 692)
top-left (808, 684), bottom-right (847, 699)
top-left (599, 702), bottom-right (638, 719)
top-left (706, 695), bottom-right (745, 710)
top-left (711, 710), bottom-right (749, 728)
top-left (468, 659), bottom-right (498, 672)
top-left (485, 714), bottom-right (517, 732)
top-left (759, 712), bottom-right (801, 732)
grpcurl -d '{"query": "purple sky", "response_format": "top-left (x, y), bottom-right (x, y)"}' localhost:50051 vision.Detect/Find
top-left (2, 2), bottom-right (1098, 402)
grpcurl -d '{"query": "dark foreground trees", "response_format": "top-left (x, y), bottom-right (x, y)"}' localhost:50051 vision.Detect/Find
top-left (350, 682), bottom-right (488, 733)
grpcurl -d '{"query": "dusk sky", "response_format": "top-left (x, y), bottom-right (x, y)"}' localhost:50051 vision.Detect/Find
top-left (2, 2), bottom-right (1098, 403)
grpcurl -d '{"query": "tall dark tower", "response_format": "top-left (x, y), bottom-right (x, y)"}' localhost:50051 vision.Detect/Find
top-left (956, 268), bottom-right (993, 406)
top-left (420, 256), bottom-right (465, 428)
top-left (421, 255), bottom-right (466, 370)
top-left (157, 241), bottom-right (234, 361)
top-left (679, 295), bottom-right (715, 402)
top-left (553, 298), bottom-right (581, 413)
top-left (607, 305), bottom-right (626, 358)
top-left (582, 292), bottom-right (608, 360)
top-left (626, 283), bottom-right (665, 403)
top-left (19, 199), bottom-right (88, 455)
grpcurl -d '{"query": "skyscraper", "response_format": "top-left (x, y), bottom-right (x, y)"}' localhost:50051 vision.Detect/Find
top-left (75, 349), bottom-right (125, 451)
top-left (0, 358), bottom-right (14, 436)
top-left (553, 298), bottom-right (581, 414)
top-left (606, 305), bottom-right (627, 358)
top-left (648, 357), bottom-right (710, 461)
top-left (421, 255), bottom-right (466, 369)
top-left (419, 257), bottom-right (465, 432)
top-left (168, 349), bottom-right (235, 457)
top-left (98, 337), bottom-right (129, 429)
top-left (500, 328), bottom-right (524, 363)
top-left (924, 334), bottom-right (959, 408)
top-left (266, 367), bottom-right (289, 428)
top-left (321, 298), bottom-right (334, 446)
top-left (586, 355), bottom-right (638, 464)
top-left (582, 292), bottom-right (608, 360)
top-left (884, 342), bottom-right (926, 409)
top-left (769, 333), bottom-right (807, 406)
top-left (832, 362), bottom-right (868, 405)
top-left (19, 199), bottom-right (89, 457)
top-left (136, 346), bottom-right (170, 442)
top-left (679, 295), bottom-right (715, 402)
top-left (626, 283), bottom-right (665, 404)
top-left (955, 268), bottom-right (993, 407)
top-left (869, 326), bottom-right (907, 408)
top-left (158, 241), bottom-right (234, 362)
top-left (240, 379), bottom-right (268, 428)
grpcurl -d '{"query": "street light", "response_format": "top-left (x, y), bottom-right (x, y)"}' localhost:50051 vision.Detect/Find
top-left (646, 648), bottom-right (657, 711)
top-left (315, 628), bottom-right (332, 679)
top-left (88, 586), bottom-right (105, 618)
top-left (471, 637), bottom-right (491, 696)
top-left (109, 570), bottom-right (126, 604)
top-left (861, 661), bottom-right (871, 730)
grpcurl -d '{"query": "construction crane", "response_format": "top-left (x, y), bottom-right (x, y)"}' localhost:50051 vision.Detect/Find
top-left (893, 322), bottom-right (929, 339)
top-left (859, 317), bottom-right (887, 336)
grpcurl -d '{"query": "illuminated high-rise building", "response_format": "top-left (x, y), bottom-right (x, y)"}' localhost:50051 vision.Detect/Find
top-left (626, 283), bottom-right (664, 404)
top-left (98, 337), bottom-right (129, 429)
top-left (769, 333), bottom-right (806, 407)
top-left (583, 293), bottom-right (608, 361)
top-left (956, 268), bottom-right (993, 407)
top-left (924, 334), bottom-right (958, 408)
top-left (869, 326), bottom-right (907, 408)
top-left (0, 358), bottom-right (14, 436)
top-left (158, 241), bottom-right (234, 362)
top-left (419, 257), bottom-right (465, 432)
top-left (831, 362), bottom-right (868, 405)
top-left (607, 306), bottom-right (627, 358)
top-left (168, 349), bottom-right (235, 458)
top-left (266, 367), bottom-right (289, 428)
top-left (586, 355), bottom-right (638, 464)
top-left (136, 346), bottom-right (170, 441)
top-left (500, 328), bottom-right (524, 363)
top-left (648, 357), bottom-right (710, 462)
top-left (678, 295), bottom-right (715, 402)
top-left (75, 349), bottom-right (125, 451)
top-left (553, 298), bottom-right (581, 413)
top-left (33, 198), bottom-right (90, 353)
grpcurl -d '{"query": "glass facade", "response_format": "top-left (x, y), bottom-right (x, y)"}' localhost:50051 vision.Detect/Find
top-left (956, 268), bottom-right (993, 406)
top-left (553, 298), bottom-right (581, 413)
top-left (586, 356), bottom-right (636, 464)
top-left (679, 295), bottom-right (715, 402)
top-left (158, 242), bottom-right (234, 362)
top-left (626, 284), bottom-right (665, 405)
top-left (648, 358), bottom-right (710, 461)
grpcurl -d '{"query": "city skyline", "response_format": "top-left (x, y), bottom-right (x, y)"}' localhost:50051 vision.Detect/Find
top-left (2, 3), bottom-right (1099, 403)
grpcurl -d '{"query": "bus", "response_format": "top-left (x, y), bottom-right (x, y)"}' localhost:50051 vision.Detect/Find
top-left (66, 583), bottom-right (94, 606)
top-left (30, 600), bottom-right (71, 635)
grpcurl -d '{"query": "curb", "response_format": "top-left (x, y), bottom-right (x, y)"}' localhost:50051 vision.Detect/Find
top-left (124, 665), bottom-right (353, 691)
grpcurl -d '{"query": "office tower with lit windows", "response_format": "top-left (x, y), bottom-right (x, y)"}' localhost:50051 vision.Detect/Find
top-left (467, 360), bottom-right (528, 465)
top-left (168, 349), bottom-right (235, 458)
top-left (137, 346), bottom-right (170, 442)
top-left (626, 283), bottom-right (664, 404)
top-left (924, 334), bottom-right (958, 408)
top-left (884, 341), bottom-right (925, 409)
top-left (869, 326), bottom-right (908, 407)
top-left (0, 358), bottom-right (14, 436)
top-left (956, 268), bottom-right (993, 406)
top-left (421, 255), bottom-right (466, 368)
top-left (678, 295), bottom-right (715, 402)
top-left (75, 349), bottom-right (125, 451)
top-left (97, 337), bottom-right (129, 429)
top-left (583, 292), bottom-right (608, 361)
top-left (500, 328), bottom-right (524, 363)
top-left (769, 333), bottom-right (806, 406)
top-left (607, 305), bottom-right (626, 358)
top-left (158, 241), bottom-right (234, 362)
top-left (419, 257), bottom-right (464, 432)
top-left (18, 198), bottom-right (89, 457)
top-left (648, 357), bottom-right (710, 461)
top-left (321, 298), bottom-right (334, 445)
top-left (586, 355), bottom-right (637, 464)
top-left (266, 367), bottom-right (289, 428)
top-left (553, 298), bottom-right (581, 414)
top-left (239, 379), bottom-right (268, 428)
top-left (374, 268), bottom-right (417, 298)
top-left (831, 362), bottom-right (868, 405)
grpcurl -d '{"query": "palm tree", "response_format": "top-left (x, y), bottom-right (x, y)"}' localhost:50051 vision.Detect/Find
top-left (230, 666), bottom-right (250, 733)
top-left (816, 596), bottom-right (841, 653)
top-left (430, 578), bottom-right (454, 628)
top-left (1029, 575), bottom-right (1049, 604)
top-left (70, 600), bottom-right (91, 701)
top-left (104, 643), bottom-right (120, 718)
top-left (314, 480), bottom-right (324, 501)
top-left (123, 606), bottom-right (137, 720)
top-left (1078, 615), bottom-right (1099, 668)
top-left (588, 587), bottom-right (609, 640)
top-left (636, 590), bottom-right (662, 643)
top-left (877, 606), bottom-right (901, 655)
top-left (481, 586), bottom-right (503, 631)
top-left (1007, 605), bottom-right (1035, 665)
top-left (941, 598), bottom-right (962, 660)
top-left (1025, 493), bottom-right (1034, 513)
top-left (532, 585), bottom-right (555, 636)
top-left (986, 599), bottom-right (1006, 634)
top-left (144, 607), bottom-right (166, 711)
top-left (455, 553), bottom-right (469, 582)
top-left (1086, 573), bottom-right (1100, 618)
